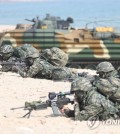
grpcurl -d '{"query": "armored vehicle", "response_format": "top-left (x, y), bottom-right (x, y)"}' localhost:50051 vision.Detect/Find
top-left (0, 14), bottom-right (120, 69)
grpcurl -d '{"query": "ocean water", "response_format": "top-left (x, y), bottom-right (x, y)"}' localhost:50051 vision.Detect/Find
top-left (0, 0), bottom-right (120, 28)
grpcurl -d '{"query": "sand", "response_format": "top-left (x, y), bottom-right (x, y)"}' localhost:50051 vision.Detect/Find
top-left (0, 69), bottom-right (120, 134)
top-left (0, 25), bottom-right (16, 33)
top-left (0, 26), bottom-right (120, 134)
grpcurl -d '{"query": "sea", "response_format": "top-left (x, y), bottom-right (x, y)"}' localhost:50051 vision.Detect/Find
top-left (0, 0), bottom-right (120, 28)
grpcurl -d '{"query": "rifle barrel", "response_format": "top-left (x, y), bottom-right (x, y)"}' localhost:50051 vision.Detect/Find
top-left (10, 106), bottom-right (24, 110)
top-left (0, 62), bottom-right (26, 65)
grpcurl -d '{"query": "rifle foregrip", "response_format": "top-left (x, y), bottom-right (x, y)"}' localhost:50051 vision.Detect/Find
top-left (34, 102), bottom-right (48, 110)
top-left (57, 98), bottom-right (71, 109)
top-left (25, 101), bottom-right (48, 110)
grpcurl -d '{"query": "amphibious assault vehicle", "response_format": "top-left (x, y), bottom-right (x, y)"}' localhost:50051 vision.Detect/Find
top-left (0, 14), bottom-right (120, 69)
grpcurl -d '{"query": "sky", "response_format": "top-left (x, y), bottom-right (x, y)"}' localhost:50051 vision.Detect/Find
top-left (0, 0), bottom-right (120, 27)
top-left (0, 0), bottom-right (56, 1)
top-left (0, 0), bottom-right (117, 1)
top-left (0, 0), bottom-right (119, 2)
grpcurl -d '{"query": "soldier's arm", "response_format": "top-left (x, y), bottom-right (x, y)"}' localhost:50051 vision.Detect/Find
top-left (19, 59), bottom-right (43, 78)
top-left (60, 105), bottom-right (74, 117)
top-left (26, 59), bottom-right (43, 77)
top-left (1, 57), bottom-right (16, 72)
top-left (74, 104), bottom-right (103, 121)
top-left (1, 65), bottom-right (12, 72)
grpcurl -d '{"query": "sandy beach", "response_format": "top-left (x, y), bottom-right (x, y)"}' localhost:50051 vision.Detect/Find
top-left (0, 25), bottom-right (15, 33)
top-left (0, 69), bottom-right (120, 134)
top-left (0, 26), bottom-right (120, 134)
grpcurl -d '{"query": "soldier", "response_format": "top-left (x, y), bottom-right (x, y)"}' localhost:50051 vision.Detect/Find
top-left (14, 44), bottom-right (31, 58)
top-left (94, 61), bottom-right (120, 103)
top-left (96, 61), bottom-right (119, 79)
top-left (18, 50), bottom-right (55, 79)
top-left (25, 16), bottom-right (41, 29)
top-left (0, 44), bottom-right (28, 72)
top-left (61, 77), bottom-right (119, 121)
top-left (14, 44), bottom-right (39, 59)
top-left (0, 44), bottom-right (14, 60)
top-left (40, 47), bottom-right (68, 67)
top-left (0, 44), bottom-right (17, 72)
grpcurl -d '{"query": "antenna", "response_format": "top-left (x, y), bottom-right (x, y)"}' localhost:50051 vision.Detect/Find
top-left (75, 18), bottom-right (120, 28)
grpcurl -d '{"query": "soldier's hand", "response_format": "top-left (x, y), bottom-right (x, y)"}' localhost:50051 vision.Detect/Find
top-left (18, 70), bottom-right (27, 78)
top-left (59, 105), bottom-right (69, 114)
top-left (60, 105), bottom-right (74, 117)
top-left (12, 66), bottom-right (19, 72)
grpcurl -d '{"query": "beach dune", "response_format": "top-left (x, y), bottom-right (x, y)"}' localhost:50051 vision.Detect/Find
top-left (0, 25), bottom-right (15, 33)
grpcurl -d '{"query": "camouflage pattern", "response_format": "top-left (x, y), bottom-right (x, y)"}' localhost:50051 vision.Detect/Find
top-left (95, 77), bottom-right (120, 103)
top-left (70, 77), bottom-right (119, 121)
top-left (14, 44), bottom-right (39, 59)
top-left (52, 67), bottom-right (77, 81)
top-left (19, 58), bottom-right (54, 79)
top-left (0, 45), bottom-right (16, 72)
top-left (71, 77), bottom-right (92, 93)
top-left (0, 44), bottom-right (14, 60)
top-left (0, 44), bottom-right (31, 72)
top-left (95, 61), bottom-right (120, 79)
top-left (26, 48), bottom-right (39, 59)
top-left (1, 14), bottom-right (120, 68)
top-left (96, 61), bottom-right (115, 73)
top-left (17, 45), bottom-right (55, 78)
top-left (78, 72), bottom-right (98, 83)
top-left (94, 62), bottom-right (120, 103)
top-left (41, 47), bottom-right (68, 67)
top-left (1, 57), bottom-right (17, 72)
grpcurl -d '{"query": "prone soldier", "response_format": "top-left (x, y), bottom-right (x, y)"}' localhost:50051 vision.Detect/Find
top-left (94, 61), bottom-right (120, 103)
top-left (61, 77), bottom-right (120, 121)
top-left (0, 44), bottom-right (28, 72)
top-left (18, 50), bottom-right (55, 79)
top-left (11, 91), bottom-right (74, 118)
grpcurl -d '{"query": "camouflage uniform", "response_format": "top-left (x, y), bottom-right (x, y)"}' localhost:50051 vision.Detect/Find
top-left (0, 45), bottom-right (17, 72)
top-left (94, 62), bottom-right (120, 103)
top-left (96, 61), bottom-right (119, 78)
top-left (64, 77), bottom-right (119, 121)
top-left (52, 67), bottom-right (78, 81)
top-left (14, 44), bottom-right (39, 59)
top-left (19, 50), bottom-right (54, 79)
top-left (40, 47), bottom-right (68, 67)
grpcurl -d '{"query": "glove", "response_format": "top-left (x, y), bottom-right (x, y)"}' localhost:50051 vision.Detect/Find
top-left (18, 70), bottom-right (27, 78)
top-left (12, 66), bottom-right (19, 72)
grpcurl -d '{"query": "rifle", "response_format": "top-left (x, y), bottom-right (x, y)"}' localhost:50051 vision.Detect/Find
top-left (0, 61), bottom-right (26, 66)
top-left (10, 91), bottom-right (74, 118)
top-left (0, 59), bottom-right (28, 72)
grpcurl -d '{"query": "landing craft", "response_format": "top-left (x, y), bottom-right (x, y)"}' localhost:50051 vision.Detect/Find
top-left (0, 14), bottom-right (120, 70)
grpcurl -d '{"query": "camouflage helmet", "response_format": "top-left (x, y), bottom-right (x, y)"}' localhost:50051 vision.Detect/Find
top-left (21, 43), bottom-right (32, 51)
top-left (41, 47), bottom-right (68, 67)
top-left (26, 51), bottom-right (39, 58)
top-left (71, 77), bottom-right (92, 93)
top-left (0, 45), bottom-right (13, 54)
top-left (96, 61), bottom-right (115, 73)
top-left (52, 67), bottom-right (72, 80)
top-left (26, 47), bottom-right (39, 58)
top-left (51, 47), bottom-right (68, 67)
